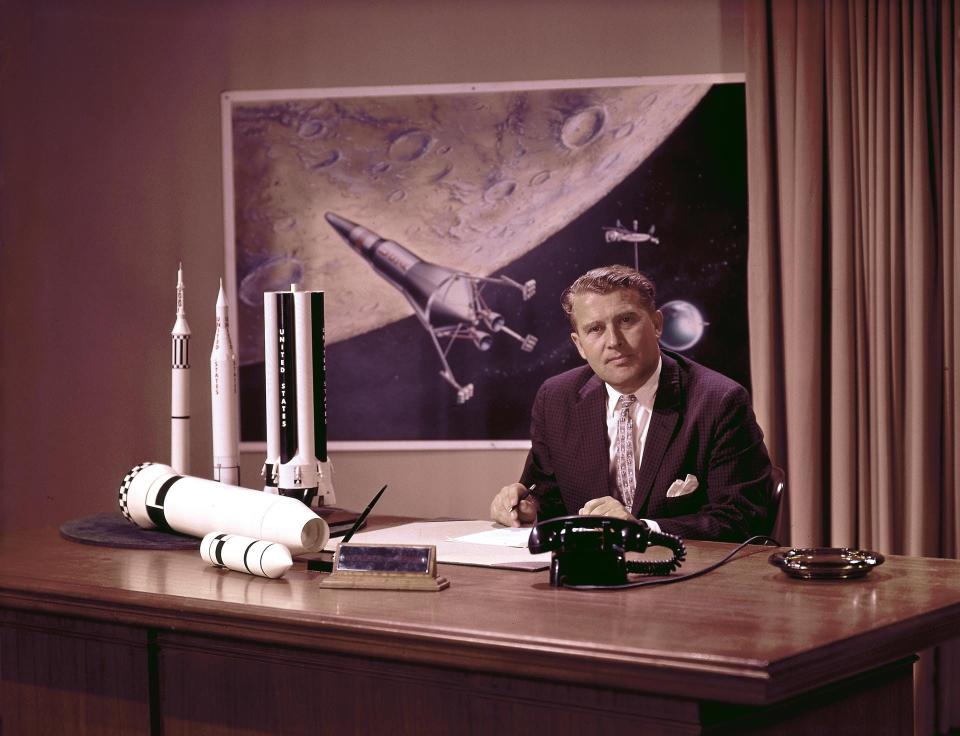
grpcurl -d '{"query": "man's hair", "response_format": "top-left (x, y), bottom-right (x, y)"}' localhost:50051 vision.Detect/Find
top-left (560, 265), bottom-right (657, 328)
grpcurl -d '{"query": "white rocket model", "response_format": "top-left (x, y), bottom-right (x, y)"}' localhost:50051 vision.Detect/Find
top-left (170, 263), bottom-right (191, 475)
top-left (200, 532), bottom-right (293, 579)
top-left (262, 286), bottom-right (335, 508)
top-left (210, 279), bottom-right (240, 485)
top-left (119, 462), bottom-right (329, 555)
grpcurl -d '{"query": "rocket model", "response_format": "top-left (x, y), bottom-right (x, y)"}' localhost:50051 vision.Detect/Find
top-left (262, 286), bottom-right (335, 508)
top-left (200, 532), bottom-right (294, 579)
top-left (119, 462), bottom-right (329, 555)
top-left (170, 263), bottom-right (191, 475)
top-left (210, 280), bottom-right (240, 485)
top-left (324, 212), bottom-right (538, 404)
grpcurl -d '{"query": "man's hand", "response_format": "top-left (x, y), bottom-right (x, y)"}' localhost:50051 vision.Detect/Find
top-left (579, 496), bottom-right (636, 521)
top-left (490, 483), bottom-right (538, 527)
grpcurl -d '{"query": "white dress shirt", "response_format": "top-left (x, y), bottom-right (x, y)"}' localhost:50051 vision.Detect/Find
top-left (604, 356), bottom-right (662, 531)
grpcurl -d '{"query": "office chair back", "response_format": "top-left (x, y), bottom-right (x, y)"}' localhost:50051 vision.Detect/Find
top-left (768, 465), bottom-right (786, 538)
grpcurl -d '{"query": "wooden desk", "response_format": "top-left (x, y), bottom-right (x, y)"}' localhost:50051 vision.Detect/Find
top-left (2, 522), bottom-right (960, 735)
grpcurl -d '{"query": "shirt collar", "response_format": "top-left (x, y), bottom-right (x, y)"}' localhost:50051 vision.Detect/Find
top-left (605, 356), bottom-right (662, 418)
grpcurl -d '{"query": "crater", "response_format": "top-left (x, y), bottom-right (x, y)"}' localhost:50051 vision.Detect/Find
top-left (297, 119), bottom-right (325, 139)
top-left (560, 106), bottom-right (606, 149)
top-left (388, 129), bottom-right (433, 162)
top-left (484, 179), bottom-right (517, 203)
top-left (530, 170), bottom-right (551, 186)
top-left (239, 256), bottom-right (304, 306)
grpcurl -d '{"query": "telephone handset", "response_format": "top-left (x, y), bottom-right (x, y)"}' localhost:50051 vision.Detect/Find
top-left (528, 515), bottom-right (686, 588)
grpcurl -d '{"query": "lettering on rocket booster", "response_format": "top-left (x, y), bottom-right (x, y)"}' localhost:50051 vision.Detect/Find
top-left (261, 286), bottom-right (334, 508)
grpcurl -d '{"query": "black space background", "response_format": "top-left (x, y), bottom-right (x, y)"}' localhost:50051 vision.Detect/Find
top-left (240, 84), bottom-right (749, 442)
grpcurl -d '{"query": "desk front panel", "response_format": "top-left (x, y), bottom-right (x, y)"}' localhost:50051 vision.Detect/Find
top-left (1, 525), bottom-right (960, 709)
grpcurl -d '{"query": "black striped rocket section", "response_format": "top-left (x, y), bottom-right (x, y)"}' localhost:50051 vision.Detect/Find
top-left (172, 335), bottom-right (190, 369)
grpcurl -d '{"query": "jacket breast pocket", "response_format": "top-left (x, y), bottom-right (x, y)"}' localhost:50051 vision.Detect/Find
top-left (662, 488), bottom-right (705, 517)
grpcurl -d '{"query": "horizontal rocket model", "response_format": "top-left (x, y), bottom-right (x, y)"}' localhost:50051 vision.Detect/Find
top-left (262, 287), bottom-right (335, 508)
top-left (325, 212), bottom-right (538, 404)
top-left (200, 532), bottom-right (294, 579)
top-left (119, 462), bottom-right (329, 555)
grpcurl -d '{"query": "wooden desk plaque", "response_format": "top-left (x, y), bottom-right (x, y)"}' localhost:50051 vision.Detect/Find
top-left (318, 543), bottom-right (449, 591)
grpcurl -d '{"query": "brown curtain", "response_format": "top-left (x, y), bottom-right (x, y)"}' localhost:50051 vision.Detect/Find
top-left (744, 0), bottom-right (958, 733)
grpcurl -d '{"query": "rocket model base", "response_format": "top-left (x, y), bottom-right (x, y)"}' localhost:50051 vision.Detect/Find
top-left (119, 462), bottom-right (328, 554)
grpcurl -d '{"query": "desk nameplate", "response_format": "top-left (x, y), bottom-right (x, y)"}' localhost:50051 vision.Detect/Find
top-left (319, 543), bottom-right (450, 591)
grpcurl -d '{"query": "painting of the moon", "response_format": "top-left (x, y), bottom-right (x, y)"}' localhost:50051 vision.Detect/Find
top-left (223, 78), bottom-right (749, 445)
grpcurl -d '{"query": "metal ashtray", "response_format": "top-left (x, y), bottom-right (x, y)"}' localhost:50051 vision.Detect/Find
top-left (768, 547), bottom-right (885, 580)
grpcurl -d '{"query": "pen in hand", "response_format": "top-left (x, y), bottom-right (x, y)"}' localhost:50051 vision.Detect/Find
top-left (511, 484), bottom-right (536, 514)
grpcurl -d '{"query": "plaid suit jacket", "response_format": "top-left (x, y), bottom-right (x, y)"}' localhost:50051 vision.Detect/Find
top-left (519, 351), bottom-right (773, 541)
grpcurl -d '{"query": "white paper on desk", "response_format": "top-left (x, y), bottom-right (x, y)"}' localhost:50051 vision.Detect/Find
top-left (323, 520), bottom-right (551, 571)
top-left (450, 527), bottom-right (532, 548)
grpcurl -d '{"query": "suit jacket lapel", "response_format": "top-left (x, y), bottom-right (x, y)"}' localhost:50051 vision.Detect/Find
top-left (573, 374), bottom-right (611, 503)
top-left (631, 355), bottom-right (683, 515)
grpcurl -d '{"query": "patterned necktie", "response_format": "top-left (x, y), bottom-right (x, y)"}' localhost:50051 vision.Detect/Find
top-left (615, 394), bottom-right (639, 511)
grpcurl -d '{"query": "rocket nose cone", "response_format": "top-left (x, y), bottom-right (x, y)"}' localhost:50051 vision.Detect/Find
top-left (259, 543), bottom-right (294, 578)
top-left (324, 212), bottom-right (359, 240)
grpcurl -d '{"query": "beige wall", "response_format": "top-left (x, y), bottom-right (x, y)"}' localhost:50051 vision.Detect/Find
top-left (0, 0), bottom-right (743, 532)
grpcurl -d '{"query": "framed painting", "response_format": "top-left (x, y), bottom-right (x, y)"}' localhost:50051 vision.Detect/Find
top-left (222, 75), bottom-right (748, 450)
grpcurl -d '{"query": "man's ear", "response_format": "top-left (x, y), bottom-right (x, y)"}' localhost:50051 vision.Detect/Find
top-left (570, 331), bottom-right (586, 360)
top-left (653, 309), bottom-right (664, 339)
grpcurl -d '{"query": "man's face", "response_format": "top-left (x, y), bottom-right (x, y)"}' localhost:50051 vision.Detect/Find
top-left (569, 288), bottom-right (663, 394)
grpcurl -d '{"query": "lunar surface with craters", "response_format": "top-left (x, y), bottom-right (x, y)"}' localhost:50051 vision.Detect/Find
top-left (230, 83), bottom-right (709, 365)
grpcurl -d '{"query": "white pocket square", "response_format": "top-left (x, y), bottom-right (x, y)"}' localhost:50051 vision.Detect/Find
top-left (666, 474), bottom-right (699, 498)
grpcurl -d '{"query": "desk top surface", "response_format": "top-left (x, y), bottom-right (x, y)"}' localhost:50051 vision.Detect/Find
top-left (2, 519), bottom-right (960, 705)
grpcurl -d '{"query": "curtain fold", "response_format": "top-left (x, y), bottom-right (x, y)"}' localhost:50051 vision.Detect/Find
top-left (745, 0), bottom-right (958, 732)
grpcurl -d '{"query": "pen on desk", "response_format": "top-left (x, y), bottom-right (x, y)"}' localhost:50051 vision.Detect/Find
top-left (307, 483), bottom-right (387, 573)
top-left (341, 484), bottom-right (388, 544)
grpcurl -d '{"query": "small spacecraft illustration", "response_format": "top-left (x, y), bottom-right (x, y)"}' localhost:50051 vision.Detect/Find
top-left (603, 219), bottom-right (660, 271)
top-left (602, 219), bottom-right (710, 352)
top-left (325, 212), bottom-right (538, 403)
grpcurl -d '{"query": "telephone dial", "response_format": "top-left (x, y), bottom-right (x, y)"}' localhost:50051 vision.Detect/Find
top-left (528, 515), bottom-right (686, 588)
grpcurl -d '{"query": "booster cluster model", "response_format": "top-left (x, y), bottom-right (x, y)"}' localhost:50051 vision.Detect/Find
top-left (119, 462), bottom-right (328, 555)
top-left (262, 286), bottom-right (335, 509)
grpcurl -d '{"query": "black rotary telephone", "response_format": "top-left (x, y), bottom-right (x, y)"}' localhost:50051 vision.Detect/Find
top-left (528, 515), bottom-right (686, 588)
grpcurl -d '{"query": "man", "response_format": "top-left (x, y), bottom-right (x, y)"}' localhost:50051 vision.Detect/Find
top-left (489, 265), bottom-right (773, 542)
